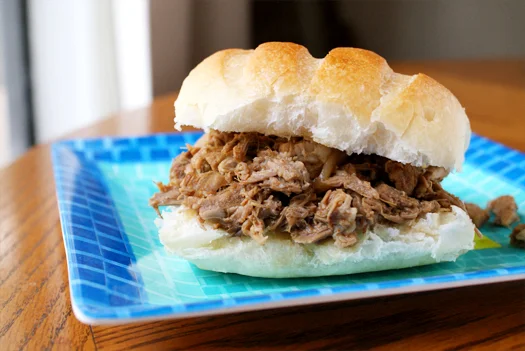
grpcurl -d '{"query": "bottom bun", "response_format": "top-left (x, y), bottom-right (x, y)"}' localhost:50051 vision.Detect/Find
top-left (156, 206), bottom-right (475, 278)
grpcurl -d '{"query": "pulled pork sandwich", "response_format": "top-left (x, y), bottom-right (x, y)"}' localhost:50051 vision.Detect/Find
top-left (150, 42), bottom-right (476, 278)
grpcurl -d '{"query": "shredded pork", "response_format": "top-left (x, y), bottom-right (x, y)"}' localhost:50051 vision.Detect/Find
top-left (510, 223), bottom-right (525, 248)
top-left (465, 203), bottom-right (490, 228)
top-left (488, 195), bottom-right (519, 227)
top-left (150, 130), bottom-right (464, 247)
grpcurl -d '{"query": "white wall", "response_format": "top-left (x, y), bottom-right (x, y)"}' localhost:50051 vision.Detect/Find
top-left (112, 0), bottom-right (152, 110)
top-left (28, 0), bottom-right (152, 142)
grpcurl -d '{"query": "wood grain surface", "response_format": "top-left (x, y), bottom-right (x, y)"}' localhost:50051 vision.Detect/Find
top-left (1, 60), bottom-right (524, 351)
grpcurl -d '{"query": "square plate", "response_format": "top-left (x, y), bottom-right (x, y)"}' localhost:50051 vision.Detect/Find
top-left (52, 132), bottom-right (525, 324)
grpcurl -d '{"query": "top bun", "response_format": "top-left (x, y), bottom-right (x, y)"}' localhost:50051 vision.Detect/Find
top-left (175, 42), bottom-right (471, 170)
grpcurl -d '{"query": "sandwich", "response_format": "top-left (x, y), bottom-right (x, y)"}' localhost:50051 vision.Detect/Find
top-left (150, 42), bottom-right (475, 278)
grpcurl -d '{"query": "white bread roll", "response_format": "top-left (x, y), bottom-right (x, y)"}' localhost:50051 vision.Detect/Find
top-left (157, 206), bottom-right (475, 278)
top-left (158, 42), bottom-right (476, 278)
top-left (175, 42), bottom-right (471, 171)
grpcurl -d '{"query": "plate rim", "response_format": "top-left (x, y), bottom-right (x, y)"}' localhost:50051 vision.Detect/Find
top-left (72, 272), bottom-right (525, 325)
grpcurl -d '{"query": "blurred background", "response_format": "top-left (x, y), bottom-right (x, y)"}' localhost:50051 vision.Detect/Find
top-left (1, 0), bottom-right (524, 167)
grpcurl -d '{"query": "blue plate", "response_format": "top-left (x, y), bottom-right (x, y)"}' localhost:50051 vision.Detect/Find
top-left (52, 132), bottom-right (525, 324)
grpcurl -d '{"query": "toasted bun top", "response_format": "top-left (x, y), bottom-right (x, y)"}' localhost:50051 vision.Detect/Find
top-left (174, 42), bottom-right (471, 170)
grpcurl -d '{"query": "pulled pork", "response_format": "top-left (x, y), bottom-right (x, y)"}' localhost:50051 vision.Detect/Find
top-left (488, 195), bottom-right (519, 227)
top-left (465, 203), bottom-right (490, 228)
top-left (150, 130), bottom-right (464, 247)
top-left (510, 224), bottom-right (525, 249)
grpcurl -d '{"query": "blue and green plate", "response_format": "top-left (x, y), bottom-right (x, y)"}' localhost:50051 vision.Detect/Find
top-left (51, 132), bottom-right (525, 324)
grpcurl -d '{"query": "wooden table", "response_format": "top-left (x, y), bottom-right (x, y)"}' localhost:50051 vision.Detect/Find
top-left (1, 60), bottom-right (525, 350)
